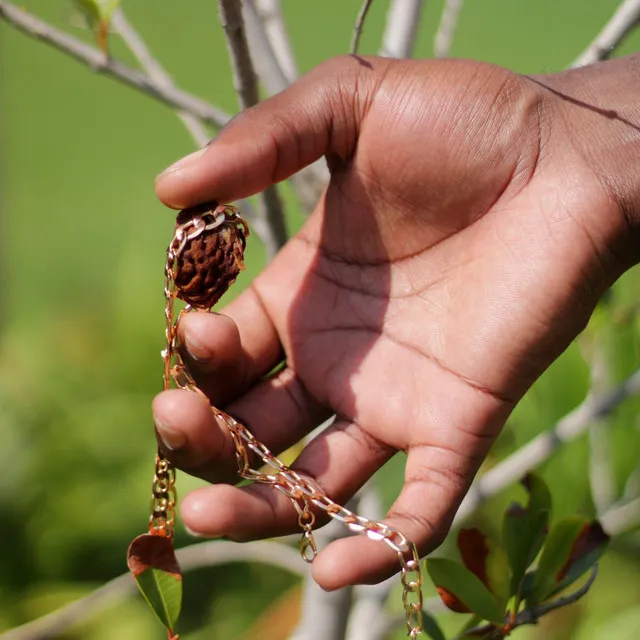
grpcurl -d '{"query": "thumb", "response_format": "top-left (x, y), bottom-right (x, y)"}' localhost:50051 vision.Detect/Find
top-left (155, 55), bottom-right (382, 209)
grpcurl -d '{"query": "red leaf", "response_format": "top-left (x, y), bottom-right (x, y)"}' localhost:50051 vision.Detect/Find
top-left (127, 533), bottom-right (181, 578)
top-left (436, 587), bottom-right (471, 614)
top-left (556, 521), bottom-right (609, 582)
top-left (458, 528), bottom-right (490, 589)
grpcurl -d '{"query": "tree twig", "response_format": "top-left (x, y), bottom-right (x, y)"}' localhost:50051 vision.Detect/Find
top-left (434, 0), bottom-right (464, 58)
top-left (460, 566), bottom-right (598, 638)
top-left (0, 540), bottom-right (305, 640)
top-left (110, 8), bottom-right (210, 148)
top-left (350, 0), bottom-right (375, 55)
top-left (572, 0), bottom-right (640, 68)
top-left (217, 0), bottom-right (288, 257)
top-left (0, 1), bottom-right (230, 128)
top-left (601, 496), bottom-right (640, 536)
top-left (456, 368), bottom-right (640, 524)
top-left (254, 0), bottom-right (299, 83)
top-left (379, 0), bottom-right (424, 58)
top-left (242, 0), bottom-right (291, 96)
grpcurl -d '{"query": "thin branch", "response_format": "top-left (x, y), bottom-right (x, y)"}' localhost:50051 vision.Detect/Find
top-left (379, 0), bottom-right (424, 59)
top-left (110, 8), bottom-right (210, 148)
top-left (242, 0), bottom-right (292, 96)
top-left (289, 516), bottom-right (355, 640)
top-left (217, 0), bottom-right (288, 257)
top-left (461, 566), bottom-right (599, 638)
top-left (0, 540), bottom-right (305, 640)
top-left (243, 0), bottom-right (327, 212)
top-left (0, 1), bottom-right (230, 128)
top-left (456, 368), bottom-right (640, 524)
top-left (346, 486), bottom-right (395, 640)
top-left (572, 0), bottom-right (640, 68)
top-left (254, 0), bottom-right (299, 82)
top-left (434, 0), bottom-right (464, 58)
top-left (350, 0), bottom-right (375, 55)
top-left (583, 337), bottom-right (617, 516)
top-left (601, 496), bottom-right (640, 536)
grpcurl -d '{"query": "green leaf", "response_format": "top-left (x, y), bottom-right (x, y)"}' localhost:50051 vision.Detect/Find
top-left (427, 558), bottom-right (504, 626)
top-left (502, 474), bottom-right (552, 599)
top-left (522, 473), bottom-right (552, 515)
top-left (127, 534), bottom-right (182, 632)
top-left (71, 0), bottom-right (120, 24)
top-left (546, 520), bottom-right (609, 599)
top-left (72, 0), bottom-right (102, 27)
top-left (532, 516), bottom-right (587, 603)
top-left (457, 528), bottom-right (510, 609)
top-left (503, 505), bottom-right (548, 596)
top-left (422, 609), bottom-right (447, 640)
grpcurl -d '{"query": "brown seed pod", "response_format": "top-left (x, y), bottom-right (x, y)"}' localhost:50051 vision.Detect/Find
top-left (173, 202), bottom-right (249, 309)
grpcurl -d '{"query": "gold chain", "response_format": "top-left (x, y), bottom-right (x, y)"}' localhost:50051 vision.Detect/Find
top-left (154, 208), bottom-right (424, 637)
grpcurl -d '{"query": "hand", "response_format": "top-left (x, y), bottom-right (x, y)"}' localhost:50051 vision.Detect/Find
top-left (153, 55), bottom-right (639, 590)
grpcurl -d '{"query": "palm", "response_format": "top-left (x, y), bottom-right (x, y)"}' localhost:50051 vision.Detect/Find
top-left (154, 57), bottom-right (620, 588)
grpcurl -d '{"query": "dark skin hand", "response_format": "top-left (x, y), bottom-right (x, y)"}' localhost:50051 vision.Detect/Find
top-left (153, 55), bottom-right (640, 591)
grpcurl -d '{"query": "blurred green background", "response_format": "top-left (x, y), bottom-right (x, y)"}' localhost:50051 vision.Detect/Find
top-left (1, 1), bottom-right (639, 638)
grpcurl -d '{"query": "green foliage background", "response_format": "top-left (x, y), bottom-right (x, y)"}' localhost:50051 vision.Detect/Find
top-left (1, 1), bottom-right (639, 638)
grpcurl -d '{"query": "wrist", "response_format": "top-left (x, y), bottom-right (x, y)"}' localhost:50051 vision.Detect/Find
top-left (530, 55), bottom-right (640, 266)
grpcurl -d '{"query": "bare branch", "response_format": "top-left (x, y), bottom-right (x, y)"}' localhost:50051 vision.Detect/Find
top-left (0, 1), bottom-right (230, 128)
top-left (346, 486), bottom-right (395, 640)
top-left (289, 515), bottom-right (355, 640)
top-left (601, 496), bottom-right (640, 536)
top-left (456, 368), bottom-right (640, 524)
top-left (217, 0), bottom-right (288, 256)
top-left (379, 0), bottom-right (424, 59)
top-left (434, 0), bottom-right (464, 58)
top-left (254, 0), bottom-right (299, 82)
top-left (218, 0), bottom-right (260, 109)
top-left (583, 338), bottom-right (617, 515)
top-left (572, 0), bottom-right (640, 68)
top-left (350, 0), bottom-right (375, 55)
top-left (110, 8), bottom-right (210, 148)
top-left (0, 540), bottom-right (304, 640)
top-left (243, 0), bottom-right (292, 95)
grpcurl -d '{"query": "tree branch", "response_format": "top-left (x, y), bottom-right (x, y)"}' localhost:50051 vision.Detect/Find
top-left (456, 368), bottom-right (640, 524)
top-left (0, 1), bottom-right (230, 128)
top-left (434, 0), bottom-right (465, 58)
top-left (601, 496), bottom-right (640, 536)
top-left (572, 0), bottom-right (640, 68)
top-left (379, 0), bottom-right (424, 58)
top-left (242, 0), bottom-right (327, 214)
top-left (217, 0), bottom-right (288, 257)
top-left (350, 0), bottom-right (375, 55)
top-left (254, 0), bottom-right (299, 83)
top-left (110, 8), bottom-right (210, 148)
top-left (0, 540), bottom-right (305, 640)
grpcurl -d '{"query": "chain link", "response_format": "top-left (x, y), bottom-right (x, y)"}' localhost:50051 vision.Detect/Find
top-left (154, 206), bottom-right (424, 636)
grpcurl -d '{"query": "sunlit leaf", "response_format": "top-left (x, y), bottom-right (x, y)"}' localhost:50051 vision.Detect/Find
top-left (72, 0), bottom-right (102, 28)
top-left (102, 0), bottom-right (122, 21)
top-left (427, 558), bottom-right (504, 625)
top-left (127, 534), bottom-right (182, 632)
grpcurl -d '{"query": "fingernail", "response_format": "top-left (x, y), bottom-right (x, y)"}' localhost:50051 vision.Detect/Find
top-left (157, 148), bottom-right (207, 179)
top-left (184, 331), bottom-right (211, 361)
top-left (154, 418), bottom-right (187, 451)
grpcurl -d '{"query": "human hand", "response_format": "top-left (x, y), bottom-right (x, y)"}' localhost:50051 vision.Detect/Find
top-left (153, 55), bottom-right (639, 590)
